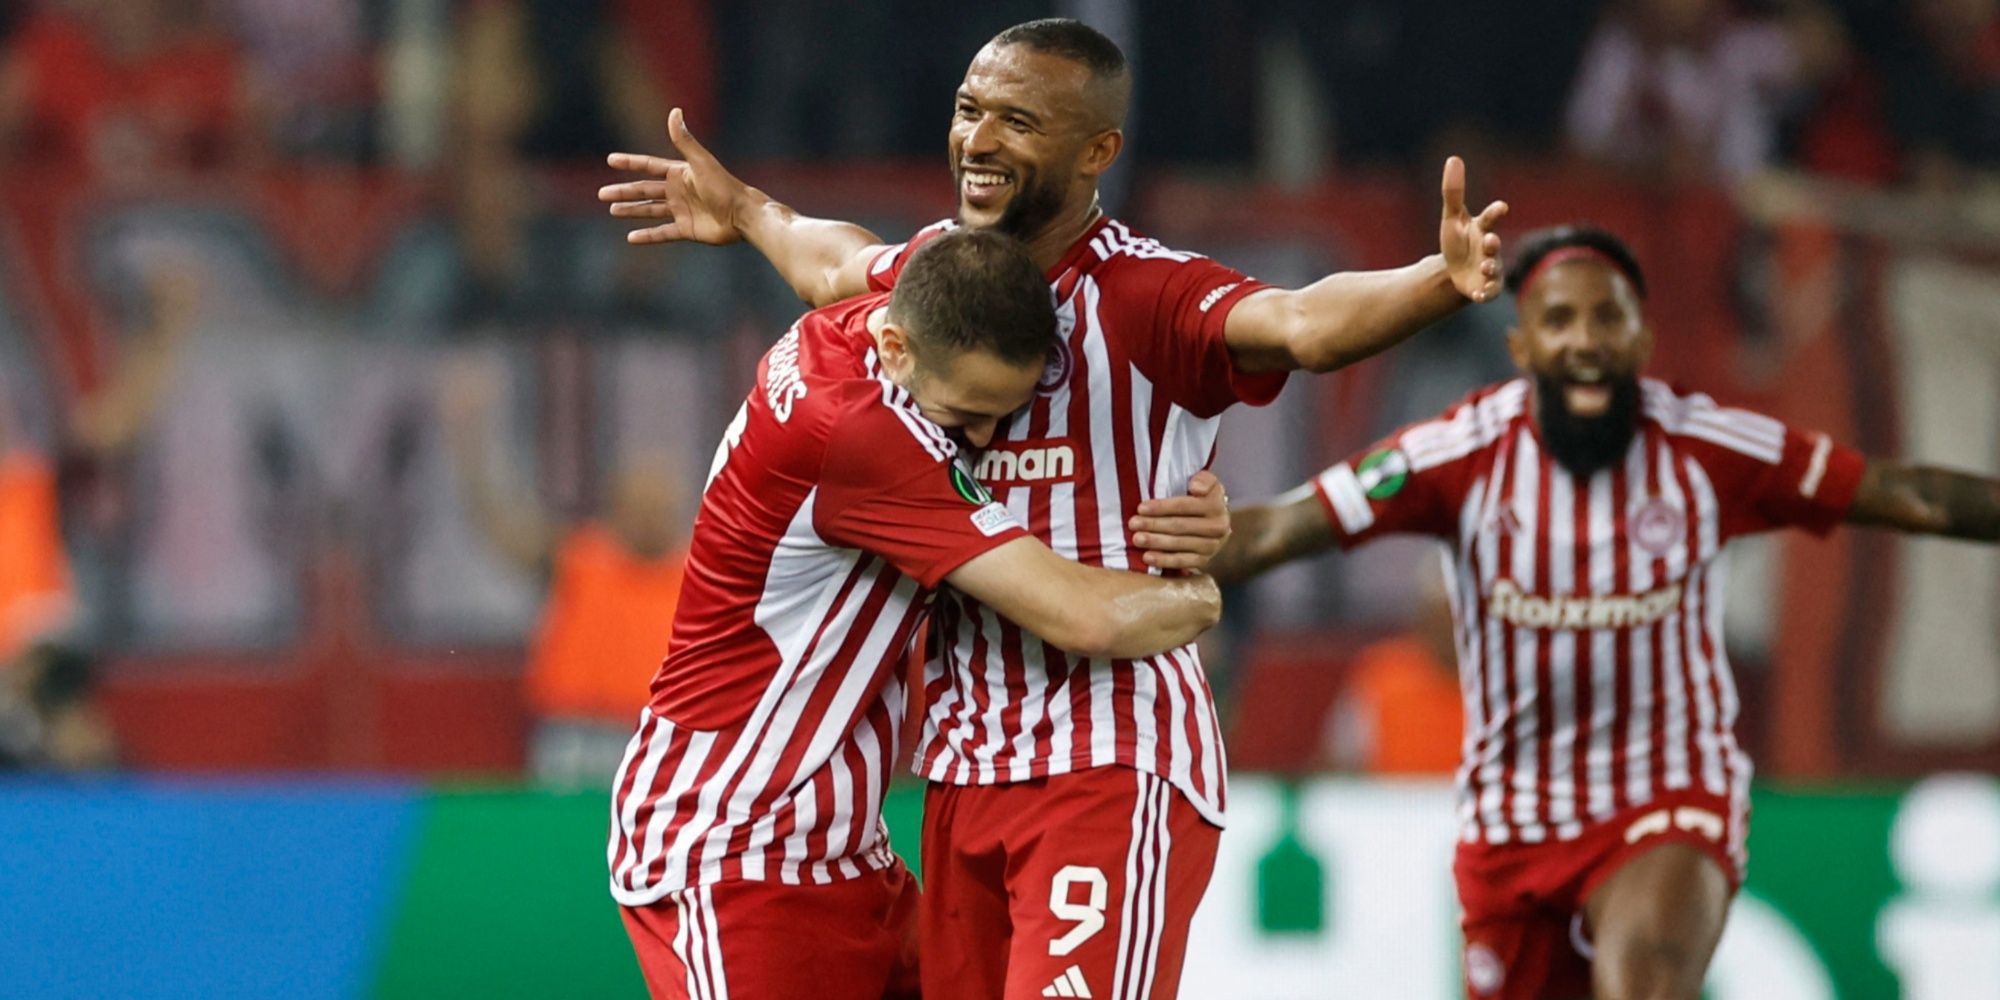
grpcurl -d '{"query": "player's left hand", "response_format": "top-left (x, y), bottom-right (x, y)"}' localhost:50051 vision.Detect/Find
top-left (1439, 156), bottom-right (1509, 303)
top-left (1129, 470), bottom-right (1231, 572)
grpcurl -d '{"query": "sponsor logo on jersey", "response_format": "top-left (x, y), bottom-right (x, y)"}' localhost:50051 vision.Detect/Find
top-left (763, 326), bottom-right (809, 422)
top-left (1357, 448), bottom-right (1410, 500)
top-left (972, 439), bottom-right (1080, 488)
top-left (1632, 496), bottom-right (1686, 556)
top-left (1486, 578), bottom-right (1685, 630)
top-left (950, 459), bottom-right (994, 505)
top-left (1198, 281), bottom-right (1242, 313)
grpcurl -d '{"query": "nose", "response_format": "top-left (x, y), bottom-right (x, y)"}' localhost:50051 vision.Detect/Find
top-left (962, 115), bottom-right (1002, 156)
top-left (964, 420), bottom-right (996, 448)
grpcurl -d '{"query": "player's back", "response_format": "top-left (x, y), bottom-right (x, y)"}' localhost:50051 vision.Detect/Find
top-left (609, 293), bottom-right (971, 904)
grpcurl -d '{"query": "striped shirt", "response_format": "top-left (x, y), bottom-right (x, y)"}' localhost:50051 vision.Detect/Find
top-left (608, 294), bottom-right (1027, 904)
top-left (1311, 378), bottom-right (1866, 862)
top-left (873, 218), bottom-right (1284, 827)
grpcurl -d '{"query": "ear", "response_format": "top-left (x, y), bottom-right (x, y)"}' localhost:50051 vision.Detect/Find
top-left (1080, 129), bottom-right (1123, 179)
top-left (1505, 325), bottom-right (1530, 372)
top-left (875, 321), bottom-right (917, 379)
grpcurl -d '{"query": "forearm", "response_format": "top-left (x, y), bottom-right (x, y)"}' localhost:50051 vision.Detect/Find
top-left (1850, 463), bottom-right (2000, 541)
top-left (1206, 495), bottom-right (1338, 585)
top-left (1278, 255), bottom-right (1465, 372)
top-left (734, 189), bottom-right (883, 307)
top-left (1086, 572), bottom-right (1223, 660)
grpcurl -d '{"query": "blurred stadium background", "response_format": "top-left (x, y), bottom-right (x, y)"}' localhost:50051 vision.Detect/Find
top-left (0, 0), bottom-right (1996, 997)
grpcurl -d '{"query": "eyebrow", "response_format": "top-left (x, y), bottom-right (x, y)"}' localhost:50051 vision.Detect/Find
top-left (955, 89), bottom-right (1045, 127)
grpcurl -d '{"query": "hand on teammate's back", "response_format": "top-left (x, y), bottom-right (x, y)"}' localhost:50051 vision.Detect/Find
top-left (600, 108), bottom-right (748, 246)
top-left (1129, 471), bottom-right (1231, 572)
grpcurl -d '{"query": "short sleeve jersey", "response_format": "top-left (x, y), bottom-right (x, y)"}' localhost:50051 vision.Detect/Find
top-left (609, 293), bottom-right (1026, 903)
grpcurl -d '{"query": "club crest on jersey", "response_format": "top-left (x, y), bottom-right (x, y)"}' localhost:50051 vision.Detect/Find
top-left (1356, 448), bottom-right (1410, 500)
top-left (950, 459), bottom-right (994, 505)
top-left (1465, 943), bottom-right (1505, 996)
top-left (1037, 339), bottom-right (1073, 395)
top-left (1632, 497), bottom-right (1685, 556)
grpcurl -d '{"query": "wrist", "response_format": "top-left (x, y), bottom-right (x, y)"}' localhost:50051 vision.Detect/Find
top-left (730, 186), bottom-right (774, 236)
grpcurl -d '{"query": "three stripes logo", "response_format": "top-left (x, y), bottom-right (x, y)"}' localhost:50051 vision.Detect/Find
top-left (1040, 965), bottom-right (1093, 998)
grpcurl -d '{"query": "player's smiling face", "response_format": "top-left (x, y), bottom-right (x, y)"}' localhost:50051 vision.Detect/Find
top-left (1509, 259), bottom-right (1653, 420)
top-left (950, 43), bottom-right (1119, 243)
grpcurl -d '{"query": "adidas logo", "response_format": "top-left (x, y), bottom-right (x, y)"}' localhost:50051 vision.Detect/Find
top-left (1041, 964), bottom-right (1093, 998)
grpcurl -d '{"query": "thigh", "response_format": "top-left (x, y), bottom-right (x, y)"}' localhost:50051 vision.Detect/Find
top-left (920, 782), bottom-right (1011, 1000)
top-left (1001, 770), bottom-right (1220, 1000)
top-left (1584, 841), bottom-right (1733, 1000)
top-left (623, 871), bottom-right (909, 1000)
top-left (1459, 912), bottom-right (1593, 1000)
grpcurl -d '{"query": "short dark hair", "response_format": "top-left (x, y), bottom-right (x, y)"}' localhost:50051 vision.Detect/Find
top-left (888, 228), bottom-right (1055, 369)
top-left (1504, 224), bottom-right (1648, 300)
top-left (994, 18), bottom-right (1127, 80)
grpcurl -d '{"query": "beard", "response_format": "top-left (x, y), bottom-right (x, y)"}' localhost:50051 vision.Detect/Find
top-left (955, 162), bottom-right (1069, 241)
top-left (1535, 375), bottom-right (1642, 477)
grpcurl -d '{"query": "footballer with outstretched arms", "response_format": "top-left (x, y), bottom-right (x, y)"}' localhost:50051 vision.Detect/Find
top-left (1206, 224), bottom-right (2000, 1000)
top-left (599, 19), bottom-right (1508, 999)
top-left (608, 229), bottom-right (1226, 999)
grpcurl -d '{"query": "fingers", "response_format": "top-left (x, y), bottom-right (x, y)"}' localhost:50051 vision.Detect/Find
top-left (1184, 469), bottom-right (1221, 497)
top-left (1139, 550), bottom-right (1214, 571)
top-left (1129, 514), bottom-right (1229, 539)
top-left (1130, 528), bottom-right (1224, 554)
top-left (1441, 155), bottom-right (1467, 217)
top-left (1131, 494), bottom-right (1227, 523)
top-left (667, 107), bottom-right (715, 164)
top-left (1475, 199), bottom-right (1509, 233)
top-left (605, 152), bottom-right (678, 176)
top-left (626, 223), bottom-right (687, 245)
top-left (608, 199), bottom-right (674, 219)
top-left (599, 178), bottom-right (672, 203)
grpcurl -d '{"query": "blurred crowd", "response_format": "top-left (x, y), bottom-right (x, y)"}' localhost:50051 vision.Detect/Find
top-left (0, 0), bottom-right (1994, 779)
top-left (0, 0), bottom-right (1992, 189)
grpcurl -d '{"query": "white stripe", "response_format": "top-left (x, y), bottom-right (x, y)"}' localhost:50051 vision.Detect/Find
top-left (1508, 432), bottom-right (1545, 842)
top-left (1546, 467), bottom-right (1580, 837)
top-left (699, 885), bottom-right (731, 1000)
top-left (973, 603), bottom-right (1013, 783)
top-left (1449, 496), bottom-right (1484, 841)
top-left (1475, 454), bottom-right (1510, 842)
top-left (1654, 441), bottom-right (1693, 792)
top-left (1079, 277), bottom-right (1124, 770)
top-left (672, 891), bottom-right (705, 1000)
top-left (617, 725), bottom-right (717, 898)
top-left (1168, 646), bottom-right (1222, 809)
top-left (1138, 778), bottom-right (1173, 1000)
top-left (1624, 439), bottom-right (1655, 808)
top-left (879, 379), bottom-right (952, 462)
top-left (1800, 433), bottom-right (1832, 498)
top-left (1585, 467), bottom-right (1619, 821)
top-left (1683, 459), bottom-right (1727, 795)
top-left (1111, 771), bottom-right (1150, 1000)
top-left (1404, 381), bottom-right (1530, 471)
top-left (1317, 463), bottom-right (1376, 535)
top-left (1131, 367), bottom-right (1157, 504)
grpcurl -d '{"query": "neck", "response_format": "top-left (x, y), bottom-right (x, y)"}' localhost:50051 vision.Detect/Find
top-left (1026, 194), bottom-right (1103, 270)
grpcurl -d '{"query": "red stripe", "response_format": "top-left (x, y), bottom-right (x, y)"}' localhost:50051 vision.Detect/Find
top-left (1062, 292), bottom-right (1105, 761)
top-left (1530, 441), bottom-right (1556, 835)
top-left (1570, 469), bottom-right (1596, 825)
top-left (1642, 427), bottom-right (1670, 802)
top-left (1607, 444), bottom-right (1634, 814)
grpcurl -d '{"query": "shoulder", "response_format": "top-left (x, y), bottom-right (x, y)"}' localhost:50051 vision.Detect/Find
top-left (819, 367), bottom-right (961, 485)
top-left (868, 219), bottom-right (959, 282)
top-left (1397, 379), bottom-right (1531, 473)
top-left (1641, 379), bottom-right (1786, 465)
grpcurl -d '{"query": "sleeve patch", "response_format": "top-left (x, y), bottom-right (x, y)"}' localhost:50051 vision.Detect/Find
top-left (1357, 448), bottom-right (1412, 500)
top-left (970, 503), bottom-right (1017, 537)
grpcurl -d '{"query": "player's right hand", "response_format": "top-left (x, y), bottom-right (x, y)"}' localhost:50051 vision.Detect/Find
top-left (601, 108), bottom-right (747, 246)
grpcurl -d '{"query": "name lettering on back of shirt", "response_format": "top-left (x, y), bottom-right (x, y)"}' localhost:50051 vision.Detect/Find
top-left (765, 326), bottom-right (809, 422)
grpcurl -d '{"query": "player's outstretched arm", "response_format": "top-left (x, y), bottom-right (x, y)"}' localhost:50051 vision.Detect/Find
top-left (1201, 487), bottom-right (1340, 585)
top-left (600, 108), bottom-right (887, 307)
top-left (1222, 157), bottom-right (1508, 374)
top-left (946, 540), bottom-right (1222, 660)
top-left (1846, 460), bottom-right (2000, 541)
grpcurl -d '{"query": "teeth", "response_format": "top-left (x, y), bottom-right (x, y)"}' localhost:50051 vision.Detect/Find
top-left (965, 172), bottom-right (1010, 186)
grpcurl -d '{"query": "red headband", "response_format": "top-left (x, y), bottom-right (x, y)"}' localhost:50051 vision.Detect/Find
top-left (1519, 246), bottom-right (1636, 298)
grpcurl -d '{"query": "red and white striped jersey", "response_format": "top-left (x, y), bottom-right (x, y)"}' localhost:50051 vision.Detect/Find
top-left (1311, 378), bottom-right (1866, 858)
top-left (871, 217), bottom-right (1285, 827)
top-left (608, 293), bottom-right (1027, 905)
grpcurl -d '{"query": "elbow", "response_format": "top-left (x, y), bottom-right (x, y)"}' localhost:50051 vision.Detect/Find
top-left (1283, 316), bottom-right (1358, 374)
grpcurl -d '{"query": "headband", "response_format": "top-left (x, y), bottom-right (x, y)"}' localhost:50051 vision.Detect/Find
top-left (1518, 246), bottom-right (1640, 299)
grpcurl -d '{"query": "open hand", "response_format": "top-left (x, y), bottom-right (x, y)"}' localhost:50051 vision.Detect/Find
top-left (600, 108), bottom-right (749, 246)
top-left (1439, 156), bottom-right (1508, 303)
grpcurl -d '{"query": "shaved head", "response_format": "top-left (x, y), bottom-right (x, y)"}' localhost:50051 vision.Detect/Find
top-left (990, 18), bottom-right (1131, 131)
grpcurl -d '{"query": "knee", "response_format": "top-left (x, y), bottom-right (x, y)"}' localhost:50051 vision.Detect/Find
top-left (1595, 935), bottom-right (1705, 1000)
